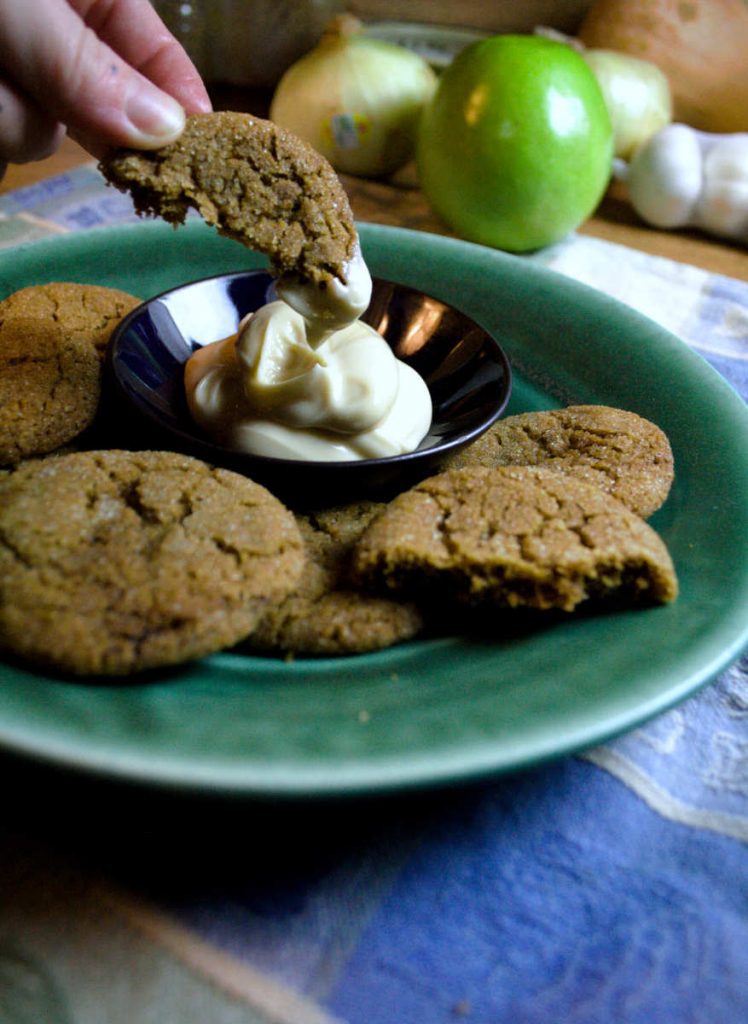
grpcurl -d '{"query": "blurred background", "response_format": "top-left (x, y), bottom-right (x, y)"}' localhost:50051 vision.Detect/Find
top-left (147, 1), bottom-right (747, 253)
top-left (152, 0), bottom-right (594, 92)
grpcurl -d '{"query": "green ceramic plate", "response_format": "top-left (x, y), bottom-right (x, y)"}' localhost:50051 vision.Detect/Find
top-left (1, 221), bottom-right (747, 796)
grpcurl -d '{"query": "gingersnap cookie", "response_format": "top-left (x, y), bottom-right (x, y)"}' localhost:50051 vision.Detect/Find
top-left (0, 450), bottom-right (305, 675)
top-left (0, 315), bottom-right (102, 465)
top-left (0, 282), bottom-right (141, 358)
top-left (99, 111), bottom-right (358, 285)
top-left (247, 500), bottom-right (423, 656)
top-left (352, 465), bottom-right (678, 612)
top-left (443, 405), bottom-right (674, 518)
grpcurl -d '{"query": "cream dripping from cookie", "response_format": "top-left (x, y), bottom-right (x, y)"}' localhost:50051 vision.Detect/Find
top-left (184, 244), bottom-right (432, 461)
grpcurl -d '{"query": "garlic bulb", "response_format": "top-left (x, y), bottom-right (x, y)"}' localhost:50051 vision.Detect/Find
top-left (620, 123), bottom-right (748, 243)
top-left (269, 15), bottom-right (438, 178)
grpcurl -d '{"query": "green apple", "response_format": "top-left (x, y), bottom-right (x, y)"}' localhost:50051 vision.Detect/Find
top-left (417, 35), bottom-right (614, 252)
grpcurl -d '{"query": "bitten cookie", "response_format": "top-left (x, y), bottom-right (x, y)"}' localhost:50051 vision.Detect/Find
top-left (0, 450), bottom-right (305, 675)
top-left (0, 316), bottom-right (101, 465)
top-left (99, 111), bottom-right (358, 285)
top-left (352, 465), bottom-right (678, 612)
top-left (0, 281), bottom-right (141, 358)
top-left (443, 405), bottom-right (674, 518)
top-left (247, 500), bottom-right (423, 656)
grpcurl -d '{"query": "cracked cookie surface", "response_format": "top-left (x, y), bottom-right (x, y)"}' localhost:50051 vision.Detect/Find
top-left (352, 465), bottom-right (677, 612)
top-left (0, 450), bottom-right (305, 675)
top-left (99, 111), bottom-right (358, 285)
top-left (442, 405), bottom-right (674, 518)
top-left (0, 316), bottom-right (101, 465)
top-left (246, 500), bottom-right (423, 656)
top-left (0, 282), bottom-right (141, 359)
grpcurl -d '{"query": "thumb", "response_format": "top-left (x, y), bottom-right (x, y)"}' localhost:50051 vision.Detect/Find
top-left (0, 0), bottom-right (186, 150)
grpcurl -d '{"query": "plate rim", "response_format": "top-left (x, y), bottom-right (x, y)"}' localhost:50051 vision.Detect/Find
top-left (1, 219), bottom-right (747, 797)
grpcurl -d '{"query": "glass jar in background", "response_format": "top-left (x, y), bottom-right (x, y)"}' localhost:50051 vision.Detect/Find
top-left (152, 2), bottom-right (210, 75)
top-left (153, 0), bottom-right (344, 88)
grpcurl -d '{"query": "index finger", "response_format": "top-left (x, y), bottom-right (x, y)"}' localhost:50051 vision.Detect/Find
top-left (71, 0), bottom-right (212, 114)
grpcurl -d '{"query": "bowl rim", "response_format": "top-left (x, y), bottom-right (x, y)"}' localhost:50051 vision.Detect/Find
top-left (107, 268), bottom-right (513, 471)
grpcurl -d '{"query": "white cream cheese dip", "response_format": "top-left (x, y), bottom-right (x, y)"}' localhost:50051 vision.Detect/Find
top-left (184, 246), bottom-right (432, 462)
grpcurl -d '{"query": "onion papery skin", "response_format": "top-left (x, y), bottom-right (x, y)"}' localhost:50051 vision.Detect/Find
top-left (270, 24), bottom-right (438, 178)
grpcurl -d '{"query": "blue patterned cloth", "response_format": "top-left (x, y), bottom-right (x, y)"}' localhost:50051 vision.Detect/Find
top-left (0, 167), bottom-right (746, 1024)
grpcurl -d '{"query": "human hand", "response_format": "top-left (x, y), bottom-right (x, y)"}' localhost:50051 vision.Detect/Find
top-left (0, 0), bottom-right (212, 173)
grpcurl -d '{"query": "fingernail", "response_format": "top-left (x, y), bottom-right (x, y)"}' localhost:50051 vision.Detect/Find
top-left (125, 88), bottom-right (185, 145)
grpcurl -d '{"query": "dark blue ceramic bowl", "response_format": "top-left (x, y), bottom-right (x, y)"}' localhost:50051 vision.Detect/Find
top-left (107, 270), bottom-right (512, 502)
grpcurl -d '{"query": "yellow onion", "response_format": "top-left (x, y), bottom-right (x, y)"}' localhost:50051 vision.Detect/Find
top-left (583, 49), bottom-right (672, 159)
top-left (269, 15), bottom-right (438, 178)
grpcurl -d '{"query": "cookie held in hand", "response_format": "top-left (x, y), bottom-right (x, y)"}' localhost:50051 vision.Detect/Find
top-left (99, 111), bottom-right (358, 285)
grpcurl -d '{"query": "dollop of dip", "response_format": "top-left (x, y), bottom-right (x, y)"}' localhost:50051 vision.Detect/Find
top-left (184, 245), bottom-right (432, 461)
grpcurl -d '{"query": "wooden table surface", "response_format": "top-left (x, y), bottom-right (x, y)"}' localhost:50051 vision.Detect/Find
top-left (3, 132), bottom-right (747, 284)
